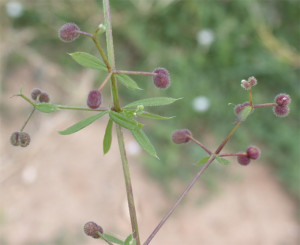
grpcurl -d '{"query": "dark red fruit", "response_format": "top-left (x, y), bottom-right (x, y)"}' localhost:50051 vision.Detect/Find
top-left (31, 88), bottom-right (42, 100)
top-left (59, 23), bottom-right (80, 42)
top-left (87, 90), bottom-right (102, 109)
top-left (153, 68), bottom-right (170, 89)
top-left (84, 221), bottom-right (103, 239)
top-left (237, 155), bottom-right (251, 166)
top-left (275, 93), bottom-right (291, 106)
top-left (172, 129), bottom-right (192, 144)
top-left (246, 146), bottom-right (261, 160)
top-left (39, 92), bottom-right (50, 103)
top-left (19, 132), bottom-right (30, 147)
top-left (273, 105), bottom-right (290, 117)
top-left (10, 131), bottom-right (20, 146)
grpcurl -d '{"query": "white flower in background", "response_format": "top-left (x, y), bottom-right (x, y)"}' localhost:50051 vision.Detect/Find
top-left (193, 96), bottom-right (210, 112)
top-left (196, 29), bottom-right (215, 46)
top-left (22, 166), bottom-right (37, 184)
top-left (126, 140), bottom-right (142, 156)
top-left (6, 1), bottom-right (23, 18)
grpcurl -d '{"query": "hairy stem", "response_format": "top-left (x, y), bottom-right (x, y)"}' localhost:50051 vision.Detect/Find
top-left (144, 121), bottom-right (243, 245)
top-left (103, 0), bottom-right (141, 244)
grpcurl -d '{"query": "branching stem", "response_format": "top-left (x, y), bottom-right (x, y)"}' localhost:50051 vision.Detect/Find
top-left (144, 121), bottom-right (243, 245)
top-left (20, 108), bottom-right (35, 132)
top-left (103, 1), bottom-right (141, 244)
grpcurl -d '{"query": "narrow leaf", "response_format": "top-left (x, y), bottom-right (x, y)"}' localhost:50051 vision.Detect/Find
top-left (196, 156), bottom-right (211, 166)
top-left (238, 105), bottom-right (253, 121)
top-left (124, 97), bottom-right (180, 108)
top-left (138, 111), bottom-right (174, 120)
top-left (69, 52), bottom-right (107, 71)
top-left (102, 233), bottom-right (123, 245)
top-left (103, 119), bottom-right (113, 154)
top-left (131, 128), bottom-right (158, 158)
top-left (116, 74), bottom-right (142, 90)
top-left (124, 234), bottom-right (136, 245)
top-left (216, 157), bottom-right (231, 165)
top-left (109, 111), bottom-right (142, 130)
top-left (59, 111), bottom-right (108, 135)
top-left (36, 103), bottom-right (59, 113)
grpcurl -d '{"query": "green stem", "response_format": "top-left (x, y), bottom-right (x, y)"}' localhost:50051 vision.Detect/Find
top-left (18, 94), bottom-right (35, 107)
top-left (20, 108), bottom-right (35, 132)
top-left (114, 70), bottom-right (156, 76)
top-left (103, 1), bottom-right (141, 244)
top-left (91, 36), bottom-right (111, 71)
top-left (18, 94), bottom-right (109, 112)
top-left (57, 105), bottom-right (108, 111)
top-left (116, 124), bottom-right (140, 244)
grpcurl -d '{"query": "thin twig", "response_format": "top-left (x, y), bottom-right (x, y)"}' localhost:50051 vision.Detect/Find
top-left (114, 70), bottom-right (156, 76)
top-left (144, 121), bottom-right (243, 245)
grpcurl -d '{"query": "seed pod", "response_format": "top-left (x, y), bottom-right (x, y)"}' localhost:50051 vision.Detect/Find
top-left (84, 221), bottom-right (103, 239)
top-left (39, 92), bottom-right (50, 103)
top-left (19, 132), bottom-right (30, 147)
top-left (87, 90), bottom-right (102, 109)
top-left (172, 129), bottom-right (192, 144)
top-left (153, 68), bottom-right (170, 89)
top-left (248, 76), bottom-right (257, 86)
top-left (31, 88), bottom-right (42, 100)
top-left (273, 105), bottom-right (290, 117)
top-left (246, 146), bottom-right (261, 160)
top-left (275, 93), bottom-right (291, 106)
top-left (10, 131), bottom-right (20, 146)
top-left (237, 155), bottom-right (251, 166)
top-left (59, 23), bottom-right (80, 42)
top-left (241, 80), bottom-right (251, 90)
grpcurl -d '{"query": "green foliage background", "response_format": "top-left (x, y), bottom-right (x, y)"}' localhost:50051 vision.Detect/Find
top-left (2, 0), bottom-right (299, 202)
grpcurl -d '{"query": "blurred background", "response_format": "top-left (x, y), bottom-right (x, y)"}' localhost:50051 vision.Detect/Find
top-left (0, 0), bottom-right (299, 244)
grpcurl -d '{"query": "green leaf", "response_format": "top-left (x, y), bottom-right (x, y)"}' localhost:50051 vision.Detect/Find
top-left (102, 233), bottom-right (124, 245)
top-left (216, 157), bottom-right (231, 165)
top-left (103, 119), bottom-right (113, 154)
top-left (109, 111), bottom-right (142, 130)
top-left (196, 156), bottom-right (211, 166)
top-left (36, 103), bottom-right (59, 113)
top-left (116, 74), bottom-right (142, 90)
top-left (238, 105), bottom-right (253, 121)
top-left (124, 97), bottom-right (180, 108)
top-left (59, 111), bottom-right (108, 135)
top-left (69, 52), bottom-right (107, 71)
top-left (131, 128), bottom-right (158, 158)
top-left (124, 234), bottom-right (136, 245)
top-left (138, 111), bottom-right (174, 120)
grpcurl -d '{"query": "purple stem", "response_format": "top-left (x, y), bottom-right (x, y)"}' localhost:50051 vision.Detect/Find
top-left (143, 154), bottom-right (216, 245)
top-left (253, 103), bottom-right (277, 108)
top-left (75, 30), bottom-right (93, 37)
top-left (219, 152), bottom-right (247, 157)
top-left (187, 135), bottom-right (212, 155)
